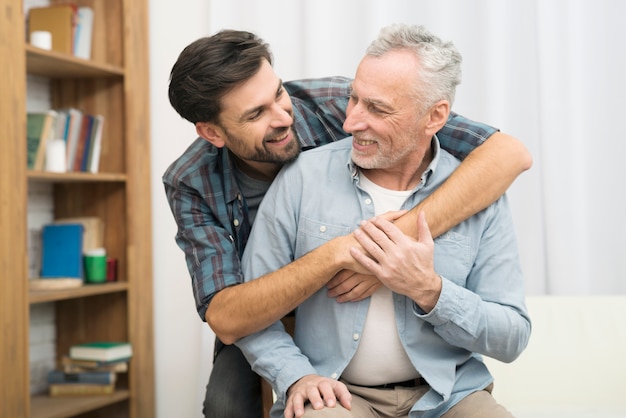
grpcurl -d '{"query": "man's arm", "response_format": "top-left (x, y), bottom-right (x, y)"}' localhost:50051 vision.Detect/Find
top-left (326, 131), bottom-right (531, 302)
top-left (394, 131), bottom-right (532, 238)
top-left (208, 131), bottom-right (531, 343)
top-left (207, 233), bottom-right (361, 344)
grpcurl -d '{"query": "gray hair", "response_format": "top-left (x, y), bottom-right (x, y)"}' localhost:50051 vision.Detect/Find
top-left (366, 24), bottom-right (462, 112)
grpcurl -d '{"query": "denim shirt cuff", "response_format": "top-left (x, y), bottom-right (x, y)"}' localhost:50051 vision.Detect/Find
top-left (411, 276), bottom-right (460, 326)
top-left (275, 363), bottom-right (318, 401)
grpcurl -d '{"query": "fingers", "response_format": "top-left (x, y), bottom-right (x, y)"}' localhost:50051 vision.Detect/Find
top-left (326, 270), bottom-right (356, 292)
top-left (330, 274), bottom-right (381, 302)
top-left (336, 280), bottom-right (381, 303)
top-left (358, 215), bottom-right (408, 252)
top-left (327, 271), bottom-right (381, 302)
top-left (284, 376), bottom-right (351, 418)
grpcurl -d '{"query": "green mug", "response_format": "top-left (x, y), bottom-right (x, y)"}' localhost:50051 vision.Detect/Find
top-left (84, 248), bottom-right (107, 283)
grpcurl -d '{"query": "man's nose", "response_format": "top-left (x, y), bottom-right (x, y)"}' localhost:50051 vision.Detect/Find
top-left (343, 104), bottom-right (367, 133)
top-left (270, 104), bottom-right (293, 127)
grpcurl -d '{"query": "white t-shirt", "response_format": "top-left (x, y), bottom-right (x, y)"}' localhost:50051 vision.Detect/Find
top-left (340, 171), bottom-right (421, 385)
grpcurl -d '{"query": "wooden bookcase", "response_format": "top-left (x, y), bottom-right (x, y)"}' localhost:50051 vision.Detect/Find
top-left (0, 0), bottom-right (154, 417)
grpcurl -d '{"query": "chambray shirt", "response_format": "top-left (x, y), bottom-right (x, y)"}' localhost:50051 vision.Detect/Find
top-left (162, 76), bottom-right (497, 323)
top-left (236, 138), bottom-right (530, 418)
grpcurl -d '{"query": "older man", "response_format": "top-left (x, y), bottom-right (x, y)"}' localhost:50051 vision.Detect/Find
top-left (236, 24), bottom-right (530, 418)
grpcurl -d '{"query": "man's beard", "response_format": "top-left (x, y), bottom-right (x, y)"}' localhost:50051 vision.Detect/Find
top-left (224, 126), bottom-right (302, 164)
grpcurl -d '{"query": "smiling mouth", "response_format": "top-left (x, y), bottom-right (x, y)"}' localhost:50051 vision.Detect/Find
top-left (354, 138), bottom-right (376, 146)
top-left (266, 130), bottom-right (291, 143)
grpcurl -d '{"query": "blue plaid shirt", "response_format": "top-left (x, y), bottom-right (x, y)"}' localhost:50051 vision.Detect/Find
top-left (162, 76), bottom-right (497, 321)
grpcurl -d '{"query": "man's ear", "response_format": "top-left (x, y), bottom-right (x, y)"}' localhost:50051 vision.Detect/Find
top-left (425, 100), bottom-right (450, 137)
top-left (196, 122), bottom-right (226, 148)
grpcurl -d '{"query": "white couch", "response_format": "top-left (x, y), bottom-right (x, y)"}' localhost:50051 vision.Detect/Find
top-left (483, 295), bottom-right (626, 417)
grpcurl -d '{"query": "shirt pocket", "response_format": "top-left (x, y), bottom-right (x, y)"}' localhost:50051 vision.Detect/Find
top-left (434, 230), bottom-right (473, 285)
top-left (296, 216), bottom-right (353, 258)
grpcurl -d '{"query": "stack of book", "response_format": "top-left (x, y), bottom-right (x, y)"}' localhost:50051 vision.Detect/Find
top-left (48, 342), bottom-right (132, 396)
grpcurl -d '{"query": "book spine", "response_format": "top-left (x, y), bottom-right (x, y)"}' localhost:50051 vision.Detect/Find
top-left (49, 383), bottom-right (115, 396)
top-left (48, 370), bottom-right (115, 384)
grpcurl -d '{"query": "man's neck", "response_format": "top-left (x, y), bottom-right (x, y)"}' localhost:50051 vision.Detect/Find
top-left (360, 145), bottom-right (433, 191)
top-left (230, 152), bottom-right (281, 182)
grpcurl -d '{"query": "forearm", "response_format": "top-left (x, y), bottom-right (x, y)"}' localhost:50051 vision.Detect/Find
top-left (207, 236), bottom-right (352, 344)
top-left (394, 132), bottom-right (532, 238)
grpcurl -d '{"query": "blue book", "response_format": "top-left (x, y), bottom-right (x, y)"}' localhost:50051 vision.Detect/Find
top-left (40, 223), bottom-right (84, 279)
top-left (47, 369), bottom-right (116, 385)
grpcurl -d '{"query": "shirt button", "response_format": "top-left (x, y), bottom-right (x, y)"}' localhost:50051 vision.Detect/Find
top-left (319, 225), bottom-right (327, 233)
top-left (331, 373), bottom-right (338, 379)
top-left (237, 193), bottom-right (243, 201)
top-left (233, 219), bottom-right (240, 227)
top-left (353, 333), bottom-right (360, 341)
top-left (364, 198), bottom-right (372, 205)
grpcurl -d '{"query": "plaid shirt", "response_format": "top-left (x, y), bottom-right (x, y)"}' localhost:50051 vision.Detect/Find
top-left (162, 76), bottom-right (497, 321)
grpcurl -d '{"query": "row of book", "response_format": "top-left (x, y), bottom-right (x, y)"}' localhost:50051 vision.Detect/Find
top-left (28, 3), bottom-right (94, 59)
top-left (47, 342), bottom-right (132, 396)
top-left (27, 109), bottom-right (104, 173)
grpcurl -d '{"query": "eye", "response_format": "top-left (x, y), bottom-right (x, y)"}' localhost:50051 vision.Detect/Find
top-left (247, 110), bottom-right (263, 121)
top-left (368, 103), bottom-right (384, 114)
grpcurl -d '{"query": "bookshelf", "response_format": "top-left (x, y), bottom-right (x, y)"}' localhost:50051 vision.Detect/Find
top-left (0, 0), bottom-right (154, 417)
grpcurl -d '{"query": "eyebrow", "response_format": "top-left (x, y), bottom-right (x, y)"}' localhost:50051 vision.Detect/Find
top-left (349, 83), bottom-right (394, 112)
top-left (238, 79), bottom-right (284, 122)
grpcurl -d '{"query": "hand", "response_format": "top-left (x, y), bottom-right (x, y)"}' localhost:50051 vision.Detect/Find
top-left (326, 270), bottom-right (381, 302)
top-left (284, 375), bottom-right (351, 418)
top-left (350, 211), bottom-right (442, 312)
top-left (337, 210), bottom-right (409, 274)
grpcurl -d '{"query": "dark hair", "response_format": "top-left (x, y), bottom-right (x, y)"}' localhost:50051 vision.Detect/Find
top-left (168, 30), bottom-right (273, 124)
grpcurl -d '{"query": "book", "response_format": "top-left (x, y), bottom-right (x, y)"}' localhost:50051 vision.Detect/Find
top-left (40, 223), bottom-right (84, 279)
top-left (49, 383), bottom-right (115, 396)
top-left (61, 356), bottom-right (128, 373)
top-left (26, 111), bottom-right (56, 170)
top-left (63, 108), bottom-right (83, 171)
top-left (54, 216), bottom-right (104, 252)
top-left (28, 4), bottom-right (77, 55)
top-left (29, 278), bottom-right (82, 290)
top-left (73, 114), bottom-right (93, 171)
top-left (48, 369), bottom-right (116, 385)
top-left (87, 115), bottom-right (104, 173)
top-left (73, 6), bottom-right (94, 60)
top-left (53, 110), bottom-right (68, 145)
top-left (69, 342), bottom-right (132, 362)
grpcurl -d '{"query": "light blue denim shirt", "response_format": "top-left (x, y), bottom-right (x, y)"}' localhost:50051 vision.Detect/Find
top-left (237, 137), bottom-right (530, 418)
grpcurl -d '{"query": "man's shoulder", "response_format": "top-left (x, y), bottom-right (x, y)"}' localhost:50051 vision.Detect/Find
top-left (299, 137), bottom-right (352, 158)
top-left (162, 137), bottom-right (220, 184)
top-left (284, 76), bottom-right (352, 98)
top-left (280, 137), bottom-right (352, 178)
top-left (287, 77), bottom-right (352, 149)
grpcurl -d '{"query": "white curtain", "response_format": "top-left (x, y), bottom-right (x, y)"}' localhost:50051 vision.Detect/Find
top-left (206, 0), bottom-right (626, 296)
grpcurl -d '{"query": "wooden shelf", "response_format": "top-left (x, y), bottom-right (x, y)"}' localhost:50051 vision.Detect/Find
top-left (29, 282), bottom-right (128, 304)
top-left (27, 171), bottom-right (127, 183)
top-left (26, 45), bottom-right (124, 79)
top-left (1, 0), bottom-right (154, 416)
top-left (31, 390), bottom-right (129, 418)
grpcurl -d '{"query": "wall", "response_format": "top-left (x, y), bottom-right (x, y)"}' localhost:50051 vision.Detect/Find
top-left (149, 2), bottom-right (213, 417)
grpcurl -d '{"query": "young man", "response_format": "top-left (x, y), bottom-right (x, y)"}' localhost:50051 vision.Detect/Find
top-left (236, 24), bottom-right (530, 418)
top-left (164, 30), bottom-right (531, 417)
